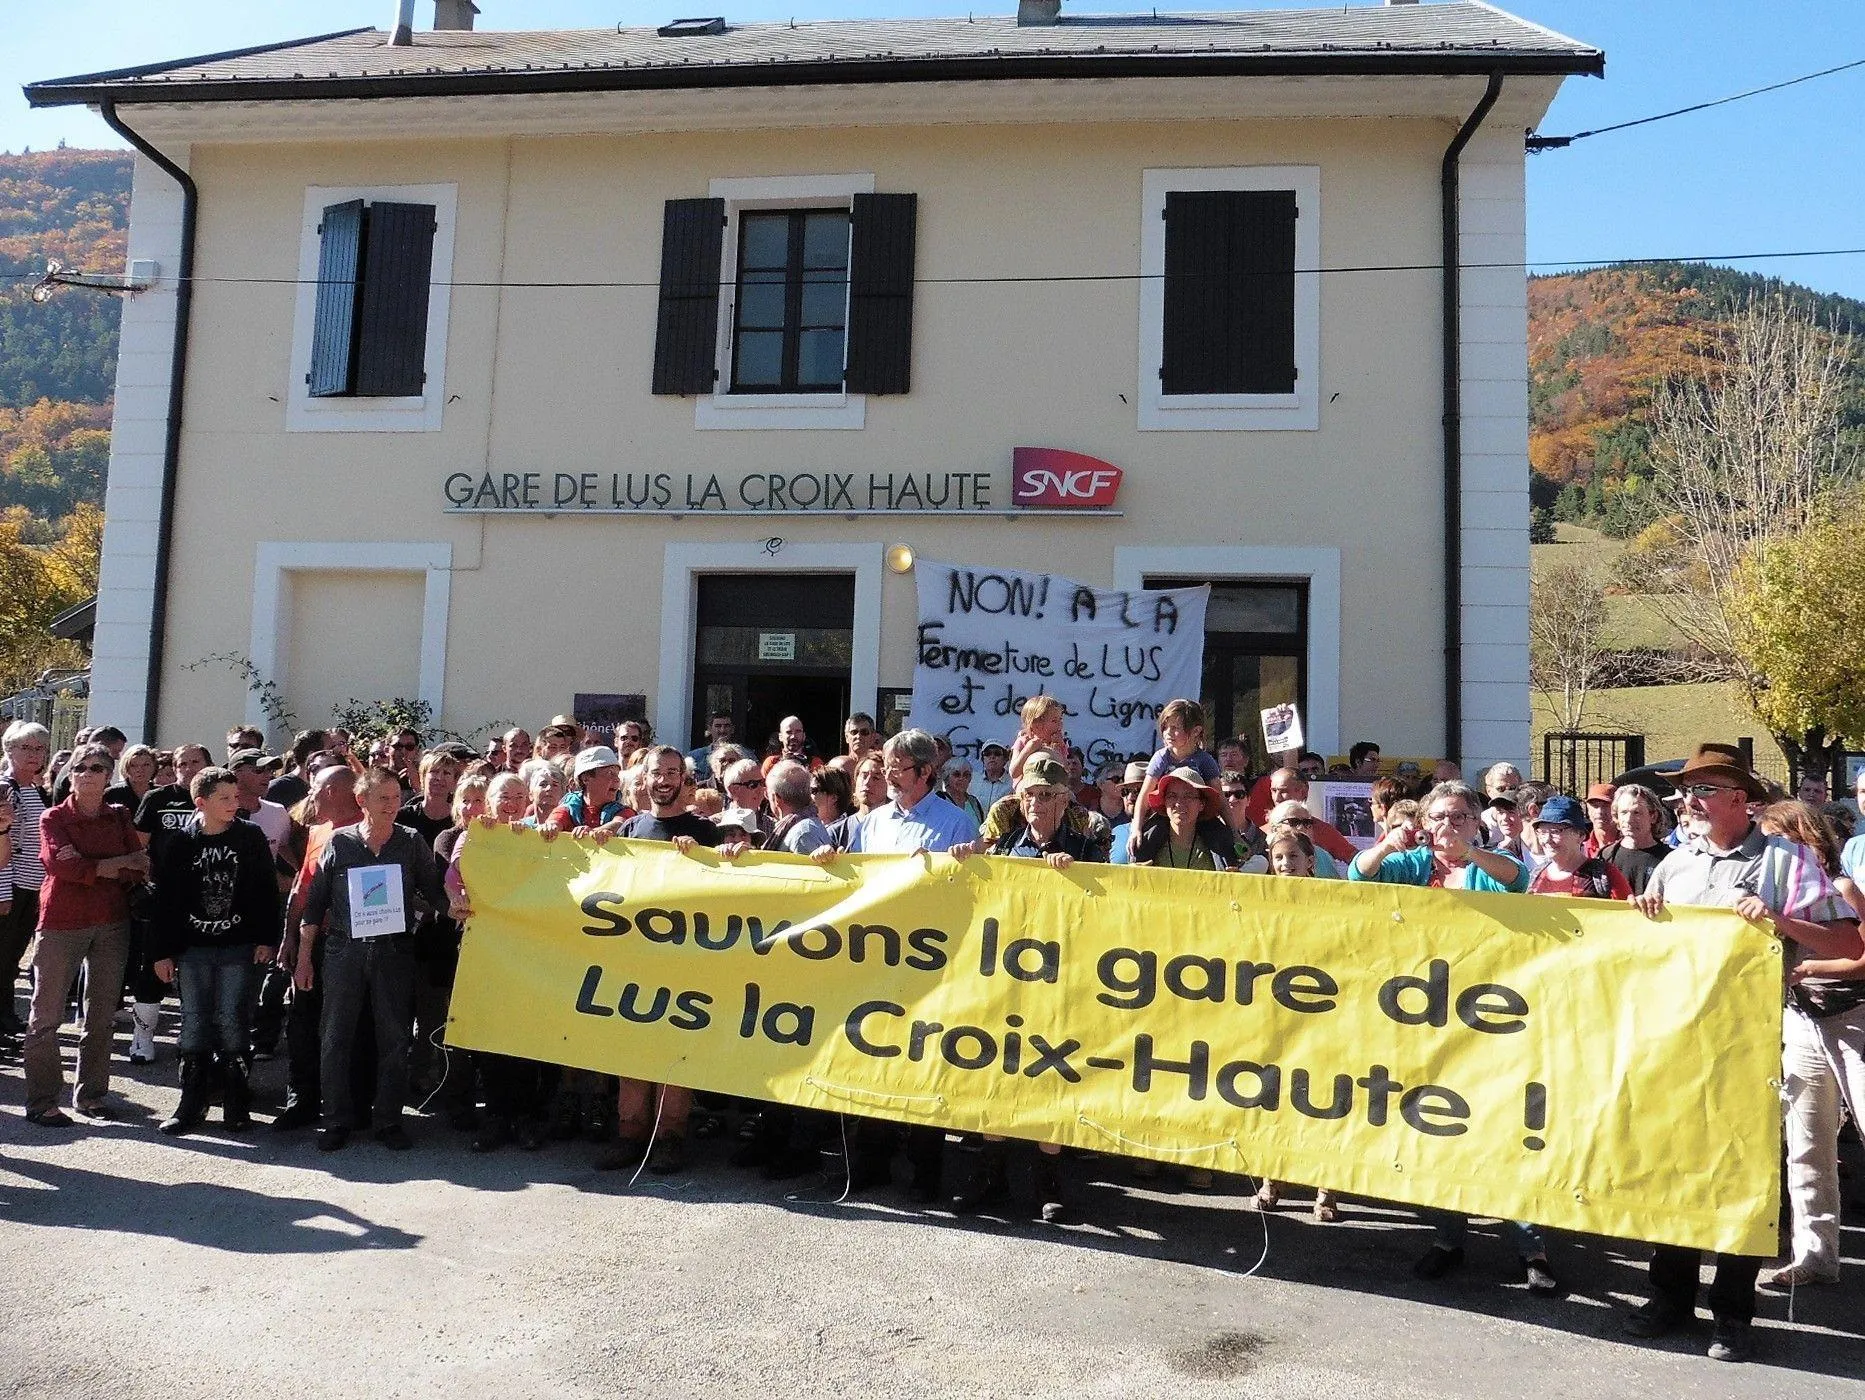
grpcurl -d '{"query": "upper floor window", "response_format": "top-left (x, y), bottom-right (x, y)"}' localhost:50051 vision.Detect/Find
top-left (1139, 166), bottom-right (1319, 432)
top-left (731, 209), bottom-right (851, 394)
top-left (652, 174), bottom-right (916, 430)
top-left (287, 183), bottom-right (457, 433)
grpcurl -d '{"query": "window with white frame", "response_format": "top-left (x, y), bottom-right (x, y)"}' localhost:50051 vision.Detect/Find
top-left (286, 183), bottom-right (457, 433)
top-left (650, 173), bottom-right (917, 430)
top-left (1138, 166), bottom-right (1320, 431)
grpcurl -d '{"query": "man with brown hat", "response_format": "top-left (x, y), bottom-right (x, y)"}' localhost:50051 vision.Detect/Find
top-left (1623, 742), bottom-right (1861, 1363)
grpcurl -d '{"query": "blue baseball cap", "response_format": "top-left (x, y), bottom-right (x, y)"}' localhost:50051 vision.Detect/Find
top-left (1532, 794), bottom-right (1590, 831)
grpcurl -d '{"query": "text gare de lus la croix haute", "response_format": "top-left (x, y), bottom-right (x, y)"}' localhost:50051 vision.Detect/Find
top-left (442, 469), bottom-right (996, 512)
top-left (567, 899), bottom-right (1541, 1141)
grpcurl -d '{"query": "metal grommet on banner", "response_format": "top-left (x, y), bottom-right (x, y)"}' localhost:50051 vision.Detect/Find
top-left (1573, 1190), bottom-right (1587, 1203)
top-left (1392, 1161), bottom-right (1404, 1172)
top-left (1390, 911), bottom-right (1404, 924)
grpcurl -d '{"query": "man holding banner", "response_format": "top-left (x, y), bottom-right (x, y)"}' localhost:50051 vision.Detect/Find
top-left (1624, 743), bottom-right (1861, 1364)
top-left (815, 728), bottom-right (977, 1199)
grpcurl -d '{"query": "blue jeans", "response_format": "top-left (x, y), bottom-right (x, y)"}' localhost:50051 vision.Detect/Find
top-left (1433, 1211), bottom-right (1547, 1258)
top-left (178, 945), bottom-right (258, 1057)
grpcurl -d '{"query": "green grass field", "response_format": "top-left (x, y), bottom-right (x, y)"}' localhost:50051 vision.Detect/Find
top-left (1528, 525), bottom-right (1789, 779)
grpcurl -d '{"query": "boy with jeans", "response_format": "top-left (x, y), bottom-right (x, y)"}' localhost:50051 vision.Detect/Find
top-left (151, 767), bottom-right (280, 1134)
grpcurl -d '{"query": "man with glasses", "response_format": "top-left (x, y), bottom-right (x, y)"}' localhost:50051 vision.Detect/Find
top-left (829, 729), bottom-right (979, 859)
top-left (842, 713), bottom-right (880, 763)
top-left (1622, 743), bottom-right (1861, 1363)
top-left (974, 741), bottom-right (1013, 811)
top-left (387, 729), bottom-right (423, 792)
top-left (814, 728), bottom-right (977, 1199)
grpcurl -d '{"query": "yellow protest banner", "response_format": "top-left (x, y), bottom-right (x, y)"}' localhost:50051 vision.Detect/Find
top-left (449, 827), bottom-right (1782, 1254)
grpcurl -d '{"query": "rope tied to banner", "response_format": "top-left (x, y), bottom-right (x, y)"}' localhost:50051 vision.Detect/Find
top-left (1076, 1114), bottom-right (1240, 1159)
top-left (805, 1075), bottom-right (948, 1110)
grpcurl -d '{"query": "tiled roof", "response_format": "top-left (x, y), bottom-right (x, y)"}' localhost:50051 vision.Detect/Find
top-left (28, 5), bottom-right (1601, 104)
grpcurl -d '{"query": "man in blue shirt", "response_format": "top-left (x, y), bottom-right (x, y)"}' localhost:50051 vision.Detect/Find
top-left (812, 727), bottom-right (976, 1200)
top-left (1348, 780), bottom-right (1529, 893)
top-left (825, 728), bottom-right (980, 857)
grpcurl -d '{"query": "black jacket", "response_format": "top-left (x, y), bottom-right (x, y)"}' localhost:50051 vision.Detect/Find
top-left (151, 815), bottom-right (282, 959)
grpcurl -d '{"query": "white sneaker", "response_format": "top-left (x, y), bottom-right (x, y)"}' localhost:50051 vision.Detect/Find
top-left (128, 1002), bottom-right (160, 1065)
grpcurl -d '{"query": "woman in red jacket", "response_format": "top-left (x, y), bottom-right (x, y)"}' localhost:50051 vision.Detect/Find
top-left (23, 742), bottom-right (149, 1126)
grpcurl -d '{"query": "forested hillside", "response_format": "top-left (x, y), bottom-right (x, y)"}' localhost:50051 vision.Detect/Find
top-left (0, 148), bottom-right (129, 692)
top-left (1528, 262), bottom-right (1865, 539)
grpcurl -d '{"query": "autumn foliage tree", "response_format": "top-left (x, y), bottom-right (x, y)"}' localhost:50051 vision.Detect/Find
top-left (1642, 296), bottom-right (1861, 781)
top-left (0, 502), bottom-right (100, 693)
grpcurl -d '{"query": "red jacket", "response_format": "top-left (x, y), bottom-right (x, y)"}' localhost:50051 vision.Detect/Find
top-left (37, 797), bottom-right (141, 933)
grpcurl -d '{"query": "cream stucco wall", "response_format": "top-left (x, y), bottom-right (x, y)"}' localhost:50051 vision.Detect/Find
top-left (144, 109), bottom-right (1494, 757)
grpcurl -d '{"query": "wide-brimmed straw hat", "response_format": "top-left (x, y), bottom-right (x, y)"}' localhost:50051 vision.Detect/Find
top-left (1150, 765), bottom-right (1222, 822)
top-left (1671, 742), bottom-right (1768, 801)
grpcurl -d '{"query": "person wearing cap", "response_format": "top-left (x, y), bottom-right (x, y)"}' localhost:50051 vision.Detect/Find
top-left (1582, 782), bottom-right (1620, 857)
top-left (1622, 743), bottom-right (1862, 1363)
top-left (1134, 767), bottom-right (1243, 871)
top-left (1350, 781), bottom-right (1529, 893)
top-left (543, 747), bottom-right (631, 833)
top-left (1478, 762), bottom-right (1525, 846)
top-left (534, 722), bottom-right (580, 764)
top-left (227, 749), bottom-right (291, 861)
top-left (1527, 795), bottom-right (1631, 899)
top-left (1109, 760), bottom-right (1149, 866)
top-left (943, 754), bottom-right (1102, 1221)
top-left (974, 741), bottom-right (1013, 811)
top-left (1483, 788), bottom-right (1534, 867)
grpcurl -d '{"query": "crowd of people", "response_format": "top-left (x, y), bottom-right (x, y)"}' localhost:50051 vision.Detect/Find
top-left (2, 697), bottom-right (1860, 1365)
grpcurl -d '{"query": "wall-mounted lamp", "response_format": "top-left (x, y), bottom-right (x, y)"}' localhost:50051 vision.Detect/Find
top-left (885, 543), bottom-right (916, 574)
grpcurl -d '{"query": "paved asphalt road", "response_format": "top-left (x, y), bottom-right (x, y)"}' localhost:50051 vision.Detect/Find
top-left (2, 1019), bottom-right (1862, 1399)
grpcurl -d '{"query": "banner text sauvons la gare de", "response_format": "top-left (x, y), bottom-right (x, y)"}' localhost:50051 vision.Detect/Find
top-left (573, 892), bottom-right (1535, 1142)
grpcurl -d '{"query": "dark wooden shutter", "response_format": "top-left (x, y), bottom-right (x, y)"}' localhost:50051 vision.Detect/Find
top-left (307, 199), bottom-right (365, 397)
top-left (652, 197), bottom-right (725, 395)
top-left (844, 192), bottom-right (916, 395)
top-left (353, 201), bottom-right (437, 397)
top-left (1160, 189), bottom-right (1297, 395)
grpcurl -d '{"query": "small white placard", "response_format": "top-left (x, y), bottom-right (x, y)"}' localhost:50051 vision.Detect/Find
top-left (346, 863), bottom-right (406, 939)
top-left (1262, 702), bottom-right (1305, 755)
top-left (758, 632), bottom-right (797, 662)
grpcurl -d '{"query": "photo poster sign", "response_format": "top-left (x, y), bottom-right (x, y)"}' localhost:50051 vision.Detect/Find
top-left (1314, 780), bottom-right (1379, 851)
top-left (1262, 702), bottom-right (1304, 756)
top-left (908, 561), bottom-right (1208, 768)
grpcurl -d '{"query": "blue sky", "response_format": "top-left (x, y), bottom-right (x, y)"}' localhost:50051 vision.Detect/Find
top-left (5, 1), bottom-right (1862, 297)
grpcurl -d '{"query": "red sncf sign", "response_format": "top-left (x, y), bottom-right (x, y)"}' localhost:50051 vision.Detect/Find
top-left (1011, 448), bottom-right (1124, 509)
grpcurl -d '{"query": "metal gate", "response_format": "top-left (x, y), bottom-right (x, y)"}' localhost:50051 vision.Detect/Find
top-left (1540, 731), bottom-right (1645, 794)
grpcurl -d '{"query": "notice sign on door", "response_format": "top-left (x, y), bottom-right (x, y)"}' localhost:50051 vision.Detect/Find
top-left (758, 632), bottom-right (797, 662)
top-left (908, 561), bottom-right (1207, 767)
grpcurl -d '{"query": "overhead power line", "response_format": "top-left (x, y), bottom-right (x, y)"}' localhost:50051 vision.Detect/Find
top-left (7, 246), bottom-right (1865, 292)
top-left (1529, 55), bottom-right (1865, 150)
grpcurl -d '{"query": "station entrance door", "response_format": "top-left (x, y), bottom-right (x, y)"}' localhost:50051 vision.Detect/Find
top-left (690, 573), bottom-right (854, 761)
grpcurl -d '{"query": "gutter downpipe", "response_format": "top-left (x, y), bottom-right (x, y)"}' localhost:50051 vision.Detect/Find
top-left (99, 101), bottom-right (196, 744)
top-left (1441, 72), bottom-right (1504, 768)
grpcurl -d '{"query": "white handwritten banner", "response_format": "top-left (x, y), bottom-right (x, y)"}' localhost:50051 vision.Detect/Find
top-left (908, 562), bottom-right (1208, 767)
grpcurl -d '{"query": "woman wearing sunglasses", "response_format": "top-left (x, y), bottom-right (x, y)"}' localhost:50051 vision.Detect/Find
top-left (22, 742), bottom-right (150, 1126)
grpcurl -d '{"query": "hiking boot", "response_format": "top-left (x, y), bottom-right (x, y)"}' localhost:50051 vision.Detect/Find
top-left (158, 1054), bottom-right (211, 1137)
top-left (1413, 1245), bottom-right (1465, 1281)
top-left (646, 1135), bottom-right (688, 1175)
top-left (1707, 1317), bottom-right (1754, 1363)
top-left (1622, 1298), bottom-right (1688, 1339)
top-left (593, 1137), bottom-right (650, 1173)
top-left (950, 1142), bottom-right (1009, 1214)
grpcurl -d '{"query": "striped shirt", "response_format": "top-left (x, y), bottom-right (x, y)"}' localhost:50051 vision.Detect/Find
top-left (0, 769), bottom-right (49, 901)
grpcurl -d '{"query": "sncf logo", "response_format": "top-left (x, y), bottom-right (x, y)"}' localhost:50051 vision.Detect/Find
top-left (1011, 448), bottom-right (1124, 509)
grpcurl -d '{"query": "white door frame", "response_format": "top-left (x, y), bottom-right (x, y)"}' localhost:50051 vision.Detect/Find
top-left (657, 541), bottom-right (884, 748)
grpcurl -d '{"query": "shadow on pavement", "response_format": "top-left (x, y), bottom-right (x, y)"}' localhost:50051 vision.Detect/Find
top-left (0, 1153), bottom-right (422, 1254)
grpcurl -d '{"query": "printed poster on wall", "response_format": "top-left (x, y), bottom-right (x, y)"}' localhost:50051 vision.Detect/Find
top-left (907, 561), bottom-right (1208, 766)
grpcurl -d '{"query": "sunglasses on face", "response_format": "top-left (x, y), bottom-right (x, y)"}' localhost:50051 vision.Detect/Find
top-left (392, 741), bottom-right (418, 751)
top-left (1223, 789), bottom-right (1250, 800)
top-left (1281, 816), bottom-right (1314, 827)
top-left (73, 763), bottom-right (111, 775)
top-left (731, 778), bottom-right (765, 789)
top-left (1678, 783), bottom-right (1741, 800)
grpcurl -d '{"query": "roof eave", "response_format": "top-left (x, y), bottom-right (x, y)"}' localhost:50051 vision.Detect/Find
top-left (24, 48), bottom-right (1605, 109)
